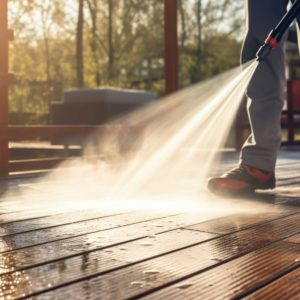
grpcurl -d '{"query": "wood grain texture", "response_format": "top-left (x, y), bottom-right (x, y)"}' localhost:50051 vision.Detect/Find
top-left (0, 153), bottom-right (300, 299)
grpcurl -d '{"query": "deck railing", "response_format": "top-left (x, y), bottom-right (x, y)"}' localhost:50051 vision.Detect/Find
top-left (0, 0), bottom-right (180, 177)
top-left (0, 125), bottom-right (99, 176)
top-left (0, 125), bottom-right (146, 176)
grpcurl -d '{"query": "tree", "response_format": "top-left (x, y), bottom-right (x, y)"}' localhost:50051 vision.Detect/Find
top-left (8, 0), bottom-right (245, 124)
top-left (179, 0), bottom-right (244, 85)
top-left (87, 0), bottom-right (101, 85)
top-left (76, 0), bottom-right (85, 87)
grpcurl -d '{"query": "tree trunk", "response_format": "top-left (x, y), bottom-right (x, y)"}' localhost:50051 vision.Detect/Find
top-left (43, 35), bottom-right (51, 85)
top-left (196, 0), bottom-right (203, 79)
top-left (87, 0), bottom-right (101, 86)
top-left (108, 0), bottom-right (114, 81)
top-left (76, 0), bottom-right (85, 87)
top-left (178, 0), bottom-right (187, 49)
top-left (41, 7), bottom-right (52, 105)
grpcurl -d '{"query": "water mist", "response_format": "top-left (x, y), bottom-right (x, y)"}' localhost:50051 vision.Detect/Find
top-left (2, 61), bottom-right (278, 217)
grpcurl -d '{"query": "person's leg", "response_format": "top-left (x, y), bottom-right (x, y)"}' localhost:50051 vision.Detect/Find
top-left (240, 0), bottom-right (289, 172)
top-left (207, 0), bottom-right (289, 195)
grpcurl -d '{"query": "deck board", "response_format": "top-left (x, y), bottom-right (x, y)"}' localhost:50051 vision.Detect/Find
top-left (142, 236), bottom-right (300, 300)
top-left (5, 213), bottom-right (300, 299)
top-left (0, 152), bottom-right (300, 299)
top-left (185, 212), bottom-right (293, 234)
top-left (0, 212), bottom-right (221, 273)
top-left (0, 211), bottom-right (175, 252)
top-left (31, 215), bottom-right (300, 300)
top-left (0, 209), bottom-right (82, 225)
top-left (0, 229), bottom-right (216, 299)
top-left (245, 267), bottom-right (300, 300)
top-left (0, 209), bottom-right (133, 237)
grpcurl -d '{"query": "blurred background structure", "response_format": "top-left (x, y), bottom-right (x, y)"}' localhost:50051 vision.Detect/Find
top-left (1, 0), bottom-right (300, 176)
top-left (7, 0), bottom-right (243, 124)
top-left (0, 0), bottom-right (245, 176)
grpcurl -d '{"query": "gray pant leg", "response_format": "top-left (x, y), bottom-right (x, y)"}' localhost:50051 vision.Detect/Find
top-left (240, 0), bottom-right (289, 172)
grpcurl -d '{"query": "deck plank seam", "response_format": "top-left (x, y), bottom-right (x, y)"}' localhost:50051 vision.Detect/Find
top-left (183, 227), bottom-right (221, 235)
top-left (3, 235), bottom-right (149, 277)
top-left (15, 232), bottom-right (221, 299)
top-left (3, 213), bottom-right (299, 274)
top-left (0, 210), bottom-right (27, 215)
top-left (0, 227), bottom-right (220, 277)
top-left (0, 214), bottom-right (60, 226)
top-left (10, 223), bottom-right (300, 298)
top-left (0, 211), bottom-right (91, 226)
top-left (278, 180), bottom-right (300, 187)
top-left (126, 233), bottom-right (300, 300)
top-left (0, 206), bottom-right (149, 229)
top-left (183, 211), bottom-right (300, 235)
top-left (0, 213), bottom-right (181, 254)
top-left (0, 210), bottom-right (137, 238)
top-left (233, 263), bottom-right (300, 299)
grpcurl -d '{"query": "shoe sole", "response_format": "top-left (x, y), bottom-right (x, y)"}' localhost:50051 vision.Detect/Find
top-left (207, 178), bottom-right (276, 197)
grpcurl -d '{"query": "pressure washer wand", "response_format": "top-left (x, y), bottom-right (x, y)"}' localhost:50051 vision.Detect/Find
top-left (256, 0), bottom-right (300, 61)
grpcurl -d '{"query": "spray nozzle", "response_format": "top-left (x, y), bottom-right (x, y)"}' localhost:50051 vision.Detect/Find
top-left (256, 0), bottom-right (300, 62)
top-left (256, 42), bottom-right (274, 62)
top-left (256, 31), bottom-right (279, 62)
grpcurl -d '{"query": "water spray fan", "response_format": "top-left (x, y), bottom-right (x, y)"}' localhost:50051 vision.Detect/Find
top-left (256, 0), bottom-right (300, 61)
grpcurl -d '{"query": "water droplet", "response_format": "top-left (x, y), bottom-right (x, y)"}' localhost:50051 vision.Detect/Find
top-left (139, 242), bottom-right (153, 246)
top-left (47, 283), bottom-right (52, 288)
top-left (295, 258), bottom-right (300, 262)
top-left (131, 281), bottom-right (145, 287)
top-left (143, 269), bottom-right (160, 275)
top-left (148, 235), bottom-right (156, 239)
top-left (211, 257), bottom-right (222, 262)
top-left (176, 282), bottom-right (194, 289)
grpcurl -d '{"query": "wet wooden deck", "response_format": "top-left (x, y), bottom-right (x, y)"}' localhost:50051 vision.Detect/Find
top-left (0, 151), bottom-right (300, 299)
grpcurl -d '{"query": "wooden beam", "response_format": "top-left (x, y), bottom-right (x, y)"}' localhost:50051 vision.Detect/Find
top-left (287, 80), bottom-right (296, 144)
top-left (3, 125), bottom-right (99, 139)
top-left (0, 0), bottom-right (9, 177)
top-left (9, 158), bottom-right (67, 173)
top-left (0, 125), bottom-right (143, 139)
top-left (164, 0), bottom-right (179, 95)
top-left (0, 125), bottom-right (145, 174)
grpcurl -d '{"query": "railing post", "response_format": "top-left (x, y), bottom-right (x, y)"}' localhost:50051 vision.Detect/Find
top-left (164, 0), bottom-right (178, 95)
top-left (287, 80), bottom-right (295, 144)
top-left (0, 0), bottom-right (12, 177)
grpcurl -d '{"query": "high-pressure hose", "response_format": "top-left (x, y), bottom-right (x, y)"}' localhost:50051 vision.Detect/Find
top-left (256, 0), bottom-right (300, 61)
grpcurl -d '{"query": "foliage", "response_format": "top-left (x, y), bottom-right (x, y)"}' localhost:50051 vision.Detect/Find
top-left (7, 0), bottom-right (244, 124)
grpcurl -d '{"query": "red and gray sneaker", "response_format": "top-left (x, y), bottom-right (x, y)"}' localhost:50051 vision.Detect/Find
top-left (207, 165), bottom-right (275, 195)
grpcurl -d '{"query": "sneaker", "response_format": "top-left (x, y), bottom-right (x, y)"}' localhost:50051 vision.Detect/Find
top-left (207, 165), bottom-right (275, 195)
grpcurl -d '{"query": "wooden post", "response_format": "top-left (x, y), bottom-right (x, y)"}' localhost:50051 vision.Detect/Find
top-left (0, 0), bottom-right (12, 177)
top-left (164, 0), bottom-right (178, 95)
top-left (287, 80), bottom-right (295, 144)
